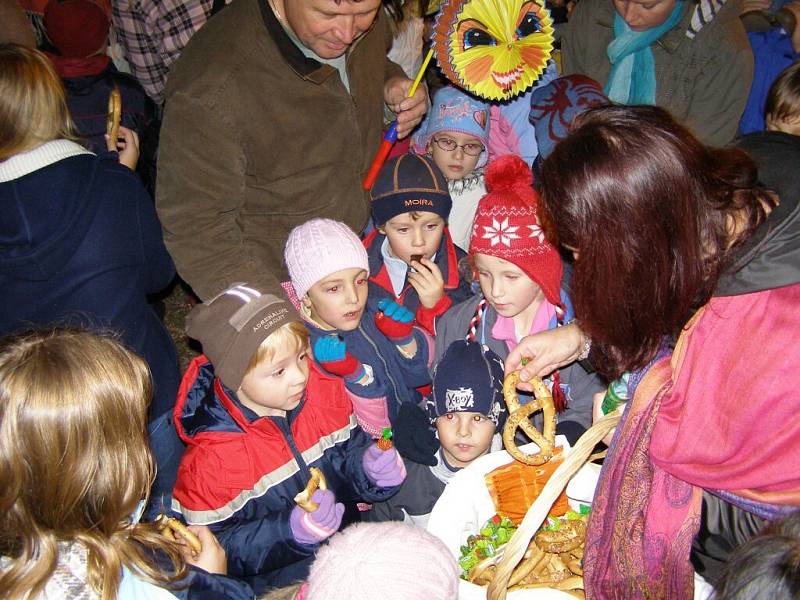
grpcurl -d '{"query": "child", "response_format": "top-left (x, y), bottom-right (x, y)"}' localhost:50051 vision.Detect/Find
top-left (284, 218), bottom-right (436, 463)
top-left (766, 60), bottom-right (800, 135)
top-left (173, 284), bottom-right (406, 594)
top-left (364, 153), bottom-right (473, 335)
top-left (434, 155), bottom-right (605, 440)
top-left (411, 85), bottom-right (491, 252)
top-left (0, 327), bottom-right (252, 599)
top-left (366, 340), bottom-right (506, 526)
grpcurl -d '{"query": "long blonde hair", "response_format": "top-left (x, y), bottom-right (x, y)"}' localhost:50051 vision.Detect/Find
top-left (0, 328), bottom-right (186, 599)
top-left (0, 43), bottom-right (78, 160)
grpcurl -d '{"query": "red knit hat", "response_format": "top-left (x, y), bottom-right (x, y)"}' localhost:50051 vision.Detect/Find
top-left (44, 0), bottom-right (110, 58)
top-left (469, 154), bottom-right (563, 309)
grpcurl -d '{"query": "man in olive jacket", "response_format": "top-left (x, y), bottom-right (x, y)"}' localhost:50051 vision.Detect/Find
top-left (156, 0), bottom-right (427, 300)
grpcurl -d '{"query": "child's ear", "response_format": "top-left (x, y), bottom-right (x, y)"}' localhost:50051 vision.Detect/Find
top-left (377, 226), bottom-right (386, 235)
top-left (301, 294), bottom-right (312, 309)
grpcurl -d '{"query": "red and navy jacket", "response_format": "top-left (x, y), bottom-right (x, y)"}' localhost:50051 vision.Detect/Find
top-left (363, 228), bottom-right (474, 335)
top-left (171, 357), bottom-right (398, 594)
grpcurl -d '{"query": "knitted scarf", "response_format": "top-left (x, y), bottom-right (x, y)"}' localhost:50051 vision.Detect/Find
top-left (604, 1), bottom-right (684, 105)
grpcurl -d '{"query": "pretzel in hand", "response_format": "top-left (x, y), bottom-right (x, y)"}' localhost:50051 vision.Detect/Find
top-left (502, 371), bottom-right (556, 465)
top-left (293, 467), bottom-right (328, 512)
top-left (106, 86), bottom-right (122, 143)
top-left (157, 515), bottom-right (202, 556)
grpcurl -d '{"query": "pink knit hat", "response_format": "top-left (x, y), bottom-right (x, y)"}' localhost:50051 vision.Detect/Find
top-left (305, 522), bottom-right (459, 600)
top-left (470, 155), bottom-right (564, 309)
top-left (284, 218), bottom-right (369, 300)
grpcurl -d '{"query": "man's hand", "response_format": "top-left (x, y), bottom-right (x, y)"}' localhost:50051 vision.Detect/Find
top-left (384, 76), bottom-right (429, 139)
top-left (407, 257), bottom-right (444, 309)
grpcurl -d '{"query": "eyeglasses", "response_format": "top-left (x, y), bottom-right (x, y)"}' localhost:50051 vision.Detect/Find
top-left (432, 137), bottom-right (485, 156)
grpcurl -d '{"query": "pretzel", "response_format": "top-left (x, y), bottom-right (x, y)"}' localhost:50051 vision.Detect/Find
top-left (502, 372), bottom-right (556, 465)
top-left (535, 520), bottom-right (586, 554)
top-left (293, 467), bottom-right (327, 512)
top-left (157, 515), bottom-right (202, 555)
top-left (106, 86), bottom-right (122, 143)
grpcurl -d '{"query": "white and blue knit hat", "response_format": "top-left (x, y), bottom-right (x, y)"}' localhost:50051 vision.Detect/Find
top-left (412, 86), bottom-right (491, 168)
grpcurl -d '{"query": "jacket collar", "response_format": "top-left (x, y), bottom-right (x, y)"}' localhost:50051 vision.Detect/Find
top-left (258, 0), bottom-right (375, 84)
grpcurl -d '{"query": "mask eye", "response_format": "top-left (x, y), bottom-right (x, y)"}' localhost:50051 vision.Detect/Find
top-left (516, 11), bottom-right (541, 38)
top-left (463, 27), bottom-right (497, 49)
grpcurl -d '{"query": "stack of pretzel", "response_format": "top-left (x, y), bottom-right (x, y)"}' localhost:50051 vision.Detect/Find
top-left (460, 371), bottom-right (587, 597)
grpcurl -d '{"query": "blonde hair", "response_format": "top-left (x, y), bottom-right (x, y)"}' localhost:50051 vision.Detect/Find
top-left (766, 61), bottom-right (800, 125)
top-left (0, 43), bottom-right (78, 160)
top-left (245, 320), bottom-right (309, 375)
top-left (0, 328), bottom-right (187, 600)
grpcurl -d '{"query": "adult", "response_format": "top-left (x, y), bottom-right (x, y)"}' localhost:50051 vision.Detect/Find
top-left (0, 44), bottom-right (179, 421)
top-left (507, 105), bottom-right (800, 596)
top-left (561, 0), bottom-right (753, 146)
top-left (155, 0), bottom-right (428, 301)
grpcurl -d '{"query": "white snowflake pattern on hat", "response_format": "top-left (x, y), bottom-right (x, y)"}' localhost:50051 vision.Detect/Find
top-left (482, 217), bottom-right (520, 247)
top-left (528, 223), bottom-right (545, 243)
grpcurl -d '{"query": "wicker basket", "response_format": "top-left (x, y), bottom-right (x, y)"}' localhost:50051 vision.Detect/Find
top-left (486, 410), bottom-right (622, 600)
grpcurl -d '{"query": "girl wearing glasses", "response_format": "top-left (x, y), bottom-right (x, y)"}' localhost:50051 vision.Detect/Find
top-left (411, 86), bottom-right (490, 252)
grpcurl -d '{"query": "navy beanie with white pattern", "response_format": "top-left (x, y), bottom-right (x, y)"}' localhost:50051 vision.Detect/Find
top-left (429, 340), bottom-right (507, 431)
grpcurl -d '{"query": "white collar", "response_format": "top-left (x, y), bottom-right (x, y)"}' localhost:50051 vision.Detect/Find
top-left (0, 140), bottom-right (93, 182)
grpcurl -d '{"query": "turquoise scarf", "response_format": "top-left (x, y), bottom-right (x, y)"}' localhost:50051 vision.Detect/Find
top-left (604, 1), bottom-right (684, 105)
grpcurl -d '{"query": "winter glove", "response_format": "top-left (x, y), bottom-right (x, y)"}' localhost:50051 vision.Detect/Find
top-left (362, 444), bottom-right (407, 487)
top-left (289, 489), bottom-right (344, 546)
top-left (313, 336), bottom-right (367, 382)
top-left (374, 298), bottom-right (414, 345)
top-left (393, 402), bottom-right (440, 467)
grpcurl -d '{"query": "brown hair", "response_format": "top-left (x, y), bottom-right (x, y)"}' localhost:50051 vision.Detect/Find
top-left (0, 328), bottom-right (186, 599)
top-left (538, 105), bottom-right (773, 377)
top-left (765, 61), bottom-right (800, 125)
top-left (0, 43), bottom-right (78, 160)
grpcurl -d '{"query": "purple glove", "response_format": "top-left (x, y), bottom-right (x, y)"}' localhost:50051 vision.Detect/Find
top-left (362, 444), bottom-right (407, 487)
top-left (289, 489), bottom-right (344, 546)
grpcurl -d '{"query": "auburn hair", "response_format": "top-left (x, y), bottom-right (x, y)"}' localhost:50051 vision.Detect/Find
top-left (538, 105), bottom-right (773, 377)
top-left (0, 43), bottom-right (78, 160)
top-left (0, 328), bottom-right (186, 599)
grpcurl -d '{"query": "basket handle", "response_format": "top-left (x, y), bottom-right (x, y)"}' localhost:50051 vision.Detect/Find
top-left (487, 410), bottom-right (622, 600)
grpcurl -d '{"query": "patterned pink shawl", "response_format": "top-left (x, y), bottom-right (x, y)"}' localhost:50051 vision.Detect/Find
top-left (584, 283), bottom-right (800, 598)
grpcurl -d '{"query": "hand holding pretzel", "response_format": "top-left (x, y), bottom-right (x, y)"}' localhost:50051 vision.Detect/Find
top-left (157, 515), bottom-right (203, 555)
top-left (502, 372), bottom-right (556, 465)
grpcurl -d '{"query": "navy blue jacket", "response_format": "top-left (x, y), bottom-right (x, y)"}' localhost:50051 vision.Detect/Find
top-left (171, 357), bottom-right (399, 594)
top-left (0, 144), bottom-right (179, 419)
top-left (305, 296), bottom-right (433, 426)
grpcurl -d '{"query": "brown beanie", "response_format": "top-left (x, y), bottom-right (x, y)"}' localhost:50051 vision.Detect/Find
top-left (185, 283), bottom-right (302, 390)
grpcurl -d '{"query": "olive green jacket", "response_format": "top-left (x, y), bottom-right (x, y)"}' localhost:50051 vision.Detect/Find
top-left (156, 0), bottom-right (404, 299)
top-left (562, 0), bottom-right (753, 147)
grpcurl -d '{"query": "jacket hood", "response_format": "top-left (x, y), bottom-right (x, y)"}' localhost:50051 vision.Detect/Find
top-left (717, 132), bottom-right (800, 296)
top-left (174, 355), bottom-right (252, 443)
top-left (0, 142), bottom-right (105, 281)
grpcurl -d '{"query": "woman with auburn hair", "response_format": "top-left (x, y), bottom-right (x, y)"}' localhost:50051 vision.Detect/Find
top-left (0, 327), bottom-right (254, 599)
top-left (0, 43), bottom-right (178, 421)
top-left (506, 105), bottom-right (800, 596)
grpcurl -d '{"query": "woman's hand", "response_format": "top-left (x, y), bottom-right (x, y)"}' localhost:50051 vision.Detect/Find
top-left (105, 126), bottom-right (139, 171)
top-left (504, 322), bottom-right (586, 391)
top-left (592, 391), bottom-right (617, 446)
top-left (182, 525), bottom-right (227, 575)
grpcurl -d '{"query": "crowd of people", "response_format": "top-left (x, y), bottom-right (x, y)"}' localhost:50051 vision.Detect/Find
top-left (1, 0), bottom-right (799, 598)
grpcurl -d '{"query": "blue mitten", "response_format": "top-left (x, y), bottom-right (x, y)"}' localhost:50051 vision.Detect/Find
top-left (313, 336), bottom-right (366, 382)
top-left (374, 298), bottom-right (414, 344)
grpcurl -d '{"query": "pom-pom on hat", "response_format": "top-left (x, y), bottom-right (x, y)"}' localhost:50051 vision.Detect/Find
top-left (529, 75), bottom-right (609, 160)
top-left (43, 0), bottom-right (110, 58)
top-left (470, 154), bottom-right (563, 308)
top-left (185, 283), bottom-right (301, 391)
top-left (429, 341), bottom-right (507, 431)
top-left (284, 218), bottom-right (369, 300)
top-left (305, 522), bottom-right (459, 600)
top-left (369, 153), bottom-right (452, 226)
top-left (411, 86), bottom-right (491, 168)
